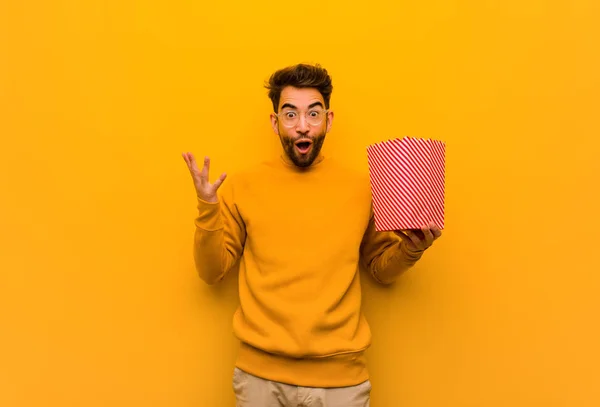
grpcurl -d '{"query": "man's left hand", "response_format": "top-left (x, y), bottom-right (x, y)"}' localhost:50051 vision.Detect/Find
top-left (394, 222), bottom-right (442, 253)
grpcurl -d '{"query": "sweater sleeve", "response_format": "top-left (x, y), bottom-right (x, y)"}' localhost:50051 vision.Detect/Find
top-left (359, 205), bottom-right (425, 285)
top-left (193, 179), bottom-right (246, 285)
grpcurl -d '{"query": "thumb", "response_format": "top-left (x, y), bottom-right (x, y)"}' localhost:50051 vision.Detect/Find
top-left (212, 172), bottom-right (227, 190)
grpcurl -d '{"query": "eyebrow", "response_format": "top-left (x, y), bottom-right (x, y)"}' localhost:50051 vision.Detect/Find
top-left (280, 101), bottom-right (324, 110)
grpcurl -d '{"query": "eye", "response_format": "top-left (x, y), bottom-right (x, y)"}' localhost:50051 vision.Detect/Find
top-left (309, 110), bottom-right (322, 117)
top-left (284, 111), bottom-right (297, 119)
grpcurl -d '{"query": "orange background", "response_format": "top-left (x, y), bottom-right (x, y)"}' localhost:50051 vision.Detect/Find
top-left (1, 1), bottom-right (599, 406)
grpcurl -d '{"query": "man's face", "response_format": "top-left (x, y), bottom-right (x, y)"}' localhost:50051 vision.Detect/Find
top-left (270, 86), bottom-right (334, 168)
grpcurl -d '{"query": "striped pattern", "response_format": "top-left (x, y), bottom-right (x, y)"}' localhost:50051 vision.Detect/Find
top-left (367, 137), bottom-right (445, 231)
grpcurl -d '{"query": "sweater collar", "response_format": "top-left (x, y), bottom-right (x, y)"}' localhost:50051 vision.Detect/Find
top-left (278, 153), bottom-right (326, 171)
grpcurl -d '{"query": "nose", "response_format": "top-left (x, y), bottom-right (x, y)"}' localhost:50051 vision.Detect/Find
top-left (296, 114), bottom-right (310, 133)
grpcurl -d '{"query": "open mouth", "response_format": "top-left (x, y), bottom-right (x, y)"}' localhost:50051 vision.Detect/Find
top-left (294, 139), bottom-right (313, 155)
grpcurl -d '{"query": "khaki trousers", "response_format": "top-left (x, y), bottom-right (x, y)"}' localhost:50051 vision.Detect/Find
top-left (232, 367), bottom-right (371, 407)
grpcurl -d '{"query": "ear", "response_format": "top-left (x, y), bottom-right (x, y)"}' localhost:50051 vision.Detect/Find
top-left (325, 110), bottom-right (334, 133)
top-left (270, 112), bottom-right (280, 136)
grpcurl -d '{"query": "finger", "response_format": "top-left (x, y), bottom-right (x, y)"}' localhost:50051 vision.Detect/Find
top-left (185, 153), bottom-right (198, 175)
top-left (413, 228), bottom-right (426, 241)
top-left (394, 230), bottom-right (410, 243)
top-left (185, 152), bottom-right (196, 168)
top-left (212, 172), bottom-right (227, 190)
top-left (404, 230), bottom-right (422, 248)
top-left (431, 224), bottom-right (442, 239)
top-left (186, 153), bottom-right (195, 170)
top-left (200, 156), bottom-right (211, 180)
top-left (394, 230), bottom-right (419, 249)
top-left (406, 228), bottom-right (425, 245)
top-left (194, 157), bottom-right (210, 182)
top-left (421, 224), bottom-right (435, 246)
top-left (182, 152), bottom-right (190, 167)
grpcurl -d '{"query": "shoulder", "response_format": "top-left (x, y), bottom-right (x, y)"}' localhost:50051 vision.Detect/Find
top-left (218, 159), bottom-right (273, 196)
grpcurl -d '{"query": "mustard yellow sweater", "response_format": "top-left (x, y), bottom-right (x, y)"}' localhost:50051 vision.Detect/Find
top-left (193, 155), bottom-right (424, 388)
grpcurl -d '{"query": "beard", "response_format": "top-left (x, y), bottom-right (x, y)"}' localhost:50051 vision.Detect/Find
top-left (279, 132), bottom-right (326, 168)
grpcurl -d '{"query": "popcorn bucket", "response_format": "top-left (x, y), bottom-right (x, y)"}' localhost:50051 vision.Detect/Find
top-left (366, 137), bottom-right (445, 231)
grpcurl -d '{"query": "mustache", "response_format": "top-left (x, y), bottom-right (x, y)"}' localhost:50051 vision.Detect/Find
top-left (287, 135), bottom-right (322, 142)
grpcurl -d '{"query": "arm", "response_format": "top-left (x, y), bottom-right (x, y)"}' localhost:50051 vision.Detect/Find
top-left (193, 179), bottom-right (246, 285)
top-left (359, 207), bottom-right (425, 285)
top-left (182, 152), bottom-right (246, 285)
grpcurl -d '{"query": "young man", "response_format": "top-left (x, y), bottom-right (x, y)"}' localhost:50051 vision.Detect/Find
top-left (182, 63), bottom-right (442, 407)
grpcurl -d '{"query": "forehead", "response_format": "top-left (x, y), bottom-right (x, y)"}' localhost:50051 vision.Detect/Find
top-left (279, 86), bottom-right (324, 109)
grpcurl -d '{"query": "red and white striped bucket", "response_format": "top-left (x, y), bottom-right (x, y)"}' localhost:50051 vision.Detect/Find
top-left (366, 137), bottom-right (445, 231)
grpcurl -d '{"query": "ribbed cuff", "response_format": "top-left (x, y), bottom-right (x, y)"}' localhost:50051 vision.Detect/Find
top-left (195, 197), bottom-right (223, 231)
top-left (399, 240), bottom-right (425, 261)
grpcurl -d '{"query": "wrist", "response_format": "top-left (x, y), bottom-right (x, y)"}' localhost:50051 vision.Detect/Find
top-left (197, 195), bottom-right (218, 204)
top-left (400, 240), bottom-right (424, 258)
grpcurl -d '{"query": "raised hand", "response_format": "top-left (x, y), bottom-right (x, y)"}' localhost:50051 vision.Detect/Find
top-left (182, 152), bottom-right (227, 203)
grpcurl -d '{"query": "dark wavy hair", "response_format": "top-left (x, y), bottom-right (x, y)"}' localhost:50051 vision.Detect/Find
top-left (265, 63), bottom-right (333, 112)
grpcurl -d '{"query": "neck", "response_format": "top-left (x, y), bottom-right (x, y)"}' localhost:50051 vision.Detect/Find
top-left (280, 152), bottom-right (326, 169)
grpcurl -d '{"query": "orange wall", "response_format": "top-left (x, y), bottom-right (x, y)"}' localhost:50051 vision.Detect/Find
top-left (1, 1), bottom-right (599, 406)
